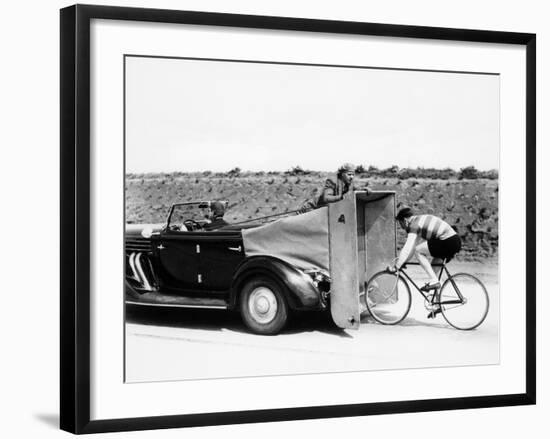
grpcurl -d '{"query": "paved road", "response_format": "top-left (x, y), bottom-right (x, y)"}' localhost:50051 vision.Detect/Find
top-left (125, 262), bottom-right (499, 383)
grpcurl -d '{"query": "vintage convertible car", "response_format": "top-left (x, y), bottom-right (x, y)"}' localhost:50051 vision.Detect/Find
top-left (126, 192), bottom-right (396, 335)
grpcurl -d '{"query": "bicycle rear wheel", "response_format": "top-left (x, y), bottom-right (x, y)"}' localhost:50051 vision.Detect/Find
top-left (439, 273), bottom-right (489, 330)
top-left (365, 272), bottom-right (411, 325)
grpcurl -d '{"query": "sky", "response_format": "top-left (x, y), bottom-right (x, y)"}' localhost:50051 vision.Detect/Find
top-left (125, 56), bottom-right (499, 173)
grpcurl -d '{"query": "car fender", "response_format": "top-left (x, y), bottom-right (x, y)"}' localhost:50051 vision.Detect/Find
top-left (230, 256), bottom-right (322, 310)
top-left (125, 278), bottom-right (142, 300)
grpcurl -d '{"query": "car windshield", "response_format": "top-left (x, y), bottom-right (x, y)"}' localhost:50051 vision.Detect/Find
top-left (169, 203), bottom-right (211, 227)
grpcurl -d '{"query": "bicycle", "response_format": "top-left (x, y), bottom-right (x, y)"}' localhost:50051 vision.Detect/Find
top-left (364, 260), bottom-right (489, 330)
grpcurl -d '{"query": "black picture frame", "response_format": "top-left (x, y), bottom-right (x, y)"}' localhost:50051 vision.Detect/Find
top-left (60, 4), bottom-right (536, 434)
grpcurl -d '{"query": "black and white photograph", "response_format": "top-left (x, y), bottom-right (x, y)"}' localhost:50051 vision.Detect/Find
top-left (124, 55), bottom-right (500, 383)
top-left (50, 1), bottom-right (539, 436)
top-left (1, 0), bottom-right (545, 435)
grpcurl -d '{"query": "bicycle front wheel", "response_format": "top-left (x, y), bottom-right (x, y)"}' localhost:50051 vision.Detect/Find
top-left (439, 273), bottom-right (489, 330)
top-left (365, 272), bottom-right (411, 325)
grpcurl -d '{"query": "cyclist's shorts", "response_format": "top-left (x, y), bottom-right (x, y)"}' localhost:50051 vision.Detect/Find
top-left (428, 234), bottom-right (462, 260)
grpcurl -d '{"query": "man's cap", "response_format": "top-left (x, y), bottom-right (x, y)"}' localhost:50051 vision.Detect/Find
top-left (210, 201), bottom-right (226, 217)
top-left (396, 207), bottom-right (414, 221)
top-left (338, 163), bottom-right (355, 174)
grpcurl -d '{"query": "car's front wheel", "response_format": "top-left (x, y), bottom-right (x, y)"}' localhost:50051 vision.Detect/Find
top-left (239, 277), bottom-right (289, 335)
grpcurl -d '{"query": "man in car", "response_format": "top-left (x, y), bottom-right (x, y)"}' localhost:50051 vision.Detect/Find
top-left (203, 201), bottom-right (229, 230)
top-left (298, 163), bottom-right (368, 213)
top-left (388, 207), bottom-right (462, 316)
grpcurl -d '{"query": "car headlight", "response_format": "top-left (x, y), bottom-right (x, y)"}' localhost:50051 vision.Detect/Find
top-left (303, 268), bottom-right (331, 292)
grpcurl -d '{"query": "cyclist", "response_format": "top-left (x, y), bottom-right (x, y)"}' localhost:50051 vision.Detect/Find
top-left (388, 207), bottom-right (461, 316)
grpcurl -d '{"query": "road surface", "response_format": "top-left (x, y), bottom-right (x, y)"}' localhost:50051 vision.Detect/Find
top-left (125, 261), bottom-right (499, 382)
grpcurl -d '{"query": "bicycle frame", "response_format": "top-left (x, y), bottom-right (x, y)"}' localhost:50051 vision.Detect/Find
top-left (398, 262), bottom-right (464, 306)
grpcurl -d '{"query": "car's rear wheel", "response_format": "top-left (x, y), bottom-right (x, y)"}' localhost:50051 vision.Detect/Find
top-left (240, 277), bottom-right (289, 335)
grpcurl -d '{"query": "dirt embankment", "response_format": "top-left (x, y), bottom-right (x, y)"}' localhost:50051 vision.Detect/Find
top-left (125, 173), bottom-right (498, 260)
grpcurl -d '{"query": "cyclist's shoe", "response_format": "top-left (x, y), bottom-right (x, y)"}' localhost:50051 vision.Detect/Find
top-left (420, 281), bottom-right (441, 292)
top-left (427, 307), bottom-right (442, 319)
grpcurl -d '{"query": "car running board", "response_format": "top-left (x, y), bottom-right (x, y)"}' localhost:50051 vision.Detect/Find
top-left (127, 292), bottom-right (228, 309)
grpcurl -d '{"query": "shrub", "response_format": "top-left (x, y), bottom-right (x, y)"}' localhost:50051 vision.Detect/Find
top-left (397, 168), bottom-right (418, 179)
top-left (437, 168), bottom-right (458, 179)
top-left (367, 165), bottom-right (381, 177)
top-left (285, 165), bottom-right (311, 176)
top-left (458, 166), bottom-right (480, 180)
top-left (226, 167), bottom-right (241, 177)
top-left (479, 169), bottom-right (499, 180)
top-left (380, 165), bottom-right (399, 177)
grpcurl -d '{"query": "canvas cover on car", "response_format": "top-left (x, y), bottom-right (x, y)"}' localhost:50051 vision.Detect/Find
top-left (242, 192), bottom-right (396, 330)
top-left (242, 207), bottom-right (330, 272)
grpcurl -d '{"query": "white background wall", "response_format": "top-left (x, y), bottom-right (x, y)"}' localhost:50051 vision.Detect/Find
top-left (0, 0), bottom-right (545, 437)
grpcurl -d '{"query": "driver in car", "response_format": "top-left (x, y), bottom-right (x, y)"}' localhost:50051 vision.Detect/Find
top-left (203, 201), bottom-right (229, 230)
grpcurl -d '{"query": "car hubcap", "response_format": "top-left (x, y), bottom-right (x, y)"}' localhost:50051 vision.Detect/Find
top-left (249, 286), bottom-right (278, 324)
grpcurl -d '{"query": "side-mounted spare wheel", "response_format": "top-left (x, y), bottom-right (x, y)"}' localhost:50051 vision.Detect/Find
top-left (239, 277), bottom-right (289, 335)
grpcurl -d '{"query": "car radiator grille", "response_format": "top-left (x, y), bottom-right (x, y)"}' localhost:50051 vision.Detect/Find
top-left (125, 237), bottom-right (151, 252)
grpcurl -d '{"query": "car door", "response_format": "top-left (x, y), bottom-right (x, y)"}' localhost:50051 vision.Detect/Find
top-left (152, 231), bottom-right (201, 291)
top-left (197, 231), bottom-right (245, 291)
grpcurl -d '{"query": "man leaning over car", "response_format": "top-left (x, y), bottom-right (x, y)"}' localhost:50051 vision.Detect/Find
top-left (298, 163), bottom-right (370, 213)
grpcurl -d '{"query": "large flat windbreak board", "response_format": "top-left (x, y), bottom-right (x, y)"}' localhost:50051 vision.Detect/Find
top-left (328, 194), bottom-right (360, 329)
top-left (362, 194), bottom-right (396, 282)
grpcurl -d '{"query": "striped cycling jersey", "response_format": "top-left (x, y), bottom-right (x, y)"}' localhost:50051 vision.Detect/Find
top-left (406, 215), bottom-right (456, 241)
